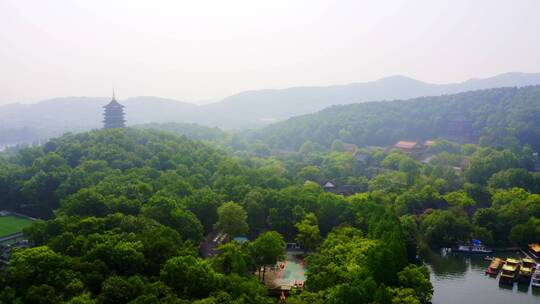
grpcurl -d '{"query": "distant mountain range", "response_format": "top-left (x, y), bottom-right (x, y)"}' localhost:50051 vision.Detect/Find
top-left (2, 72), bottom-right (540, 145)
top-left (213, 72), bottom-right (540, 123)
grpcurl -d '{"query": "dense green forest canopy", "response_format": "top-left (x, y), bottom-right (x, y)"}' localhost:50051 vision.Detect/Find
top-left (133, 122), bottom-right (227, 142)
top-left (1, 84), bottom-right (540, 303)
top-left (0, 129), bottom-right (435, 303)
top-left (246, 86), bottom-right (540, 152)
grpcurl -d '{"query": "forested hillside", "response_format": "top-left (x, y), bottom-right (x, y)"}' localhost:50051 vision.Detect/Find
top-left (4, 0), bottom-right (540, 302)
top-left (133, 122), bottom-right (227, 142)
top-left (215, 72), bottom-right (540, 125)
top-left (247, 86), bottom-right (540, 152)
top-left (0, 129), bottom-right (433, 303)
top-left (1, 108), bottom-right (539, 303)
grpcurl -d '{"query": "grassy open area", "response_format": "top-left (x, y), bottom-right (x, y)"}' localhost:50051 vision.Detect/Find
top-left (0, 215), bottom-right (33, 238)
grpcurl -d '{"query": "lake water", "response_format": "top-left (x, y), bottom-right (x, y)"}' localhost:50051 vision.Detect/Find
top-left (423, 249), bottom-right (540, 304)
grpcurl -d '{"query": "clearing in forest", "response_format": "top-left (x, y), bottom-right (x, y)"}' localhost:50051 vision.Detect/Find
top-left (0, 215), bottom-right (33, 238)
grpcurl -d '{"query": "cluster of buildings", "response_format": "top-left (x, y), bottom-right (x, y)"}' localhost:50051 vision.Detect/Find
top-left (0, 236), bottom-right (29, 265)
top-left (317, 137), bottom-right (474, 195)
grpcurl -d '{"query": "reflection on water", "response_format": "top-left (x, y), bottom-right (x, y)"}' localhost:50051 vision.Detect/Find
top-left (422, 249), bottom-right (540, 304)
top-left (423, 249), bottom-right (468, 277)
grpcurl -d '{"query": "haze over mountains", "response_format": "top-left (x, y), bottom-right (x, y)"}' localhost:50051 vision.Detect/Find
top-left (247, 85), bottom-right (540, 152)
top-left (2, 72), bottom-right (540, 145)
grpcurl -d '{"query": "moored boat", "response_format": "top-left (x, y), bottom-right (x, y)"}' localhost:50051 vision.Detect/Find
top-left (499, 258), bottom-right (520, 284)
top-left (470, 244), bottom-right (493, 253)
top-left (529, 243), bottom-right (540, 259)
top-left (454, 240), bottom-right (493, 254)
top-left (522, 257), bottom-right (537, 270)
top-left (518, 265), bottom-right (534, 283)
top-left (486, 257), bottom-right (503, 276)
top-left (518, 258), bottom-right (537, 283)
top-left (532, 269), bottom-right (540, 288)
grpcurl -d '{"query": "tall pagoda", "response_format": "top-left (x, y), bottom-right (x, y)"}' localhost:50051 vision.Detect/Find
top-left (102, 91), bottom-right (126, 129)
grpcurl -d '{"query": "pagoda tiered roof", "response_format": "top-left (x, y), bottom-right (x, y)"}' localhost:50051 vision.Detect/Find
top-left (103, 94), bottom-right (126, 129)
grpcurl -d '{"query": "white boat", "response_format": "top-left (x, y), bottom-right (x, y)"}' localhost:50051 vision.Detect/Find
top-left (455, 244), bottom-right (493, 254)
top-left (471, 245), bottom-right (493, 253)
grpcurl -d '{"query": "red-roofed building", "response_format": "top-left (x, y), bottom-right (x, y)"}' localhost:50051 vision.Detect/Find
top-left (392, 140), bottom-right (423, 153)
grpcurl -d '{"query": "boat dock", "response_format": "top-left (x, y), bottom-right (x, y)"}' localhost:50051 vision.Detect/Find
top-left (486, 246), bottom-right (540, 263)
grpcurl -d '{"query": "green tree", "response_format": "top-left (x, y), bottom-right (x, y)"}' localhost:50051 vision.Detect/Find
top-left (251, 231), bottom-right (285, 281)
top-left (296, 166), bottom-right (324, 183)
top-left (160, 256), bottom-right (218, 298)
top-left (316, 193), bottom-right (350, 235)
top-left (7, 246), bottom-right (76, 294)
top-left (212, 242), bottom-right (248, 275)
top-left (443, 191), bottom-right (475, 209)
top-left (400, 215), bottom-right (419, 261)
top-left (243, 191), bottom-right (266, 233)
top-left (60, 189), bottom-right (108, 217)
top-left (398, 158), bottom-right (421, 186)
top-left (488, 168), bottom-right (535, 191)
top-left (390, 288), bottom-right (421, 304)
top-left (66, 292), bottom-right (97, 304)
top-left (141, 195), bottom-right (203, 242)
top-left (298, 141), bottom-right (317, 155)
top-left (215, 202), bottom-right (249, 237)
top-left (397, 265), bottom-right (433, 304)
top-left (295, 213), bottom-right (321, 253)
top-left (24, 284), bottom-right (61, 304)
top-left (509, 217), bottom-right (540, 245)
top-left (88, 240), bottom-right (145, 275)
top-left (421, 210), bottom-right (472, 247)
top-left (97, 276), bottom-right (144, 304)
top-left (184, 188), bottom-right (222, 234)
top-left (331, 140), bottom-right (346, 152)
top-left (21, 152), bottom-right (71, 216)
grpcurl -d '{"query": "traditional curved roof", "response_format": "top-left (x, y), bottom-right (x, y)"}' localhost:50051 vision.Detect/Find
top-left (103, 98), bottom-right (124, 108)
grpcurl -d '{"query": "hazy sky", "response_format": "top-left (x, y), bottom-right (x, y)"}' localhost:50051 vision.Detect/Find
top-left (1, 0), bottom-right (539, 105)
